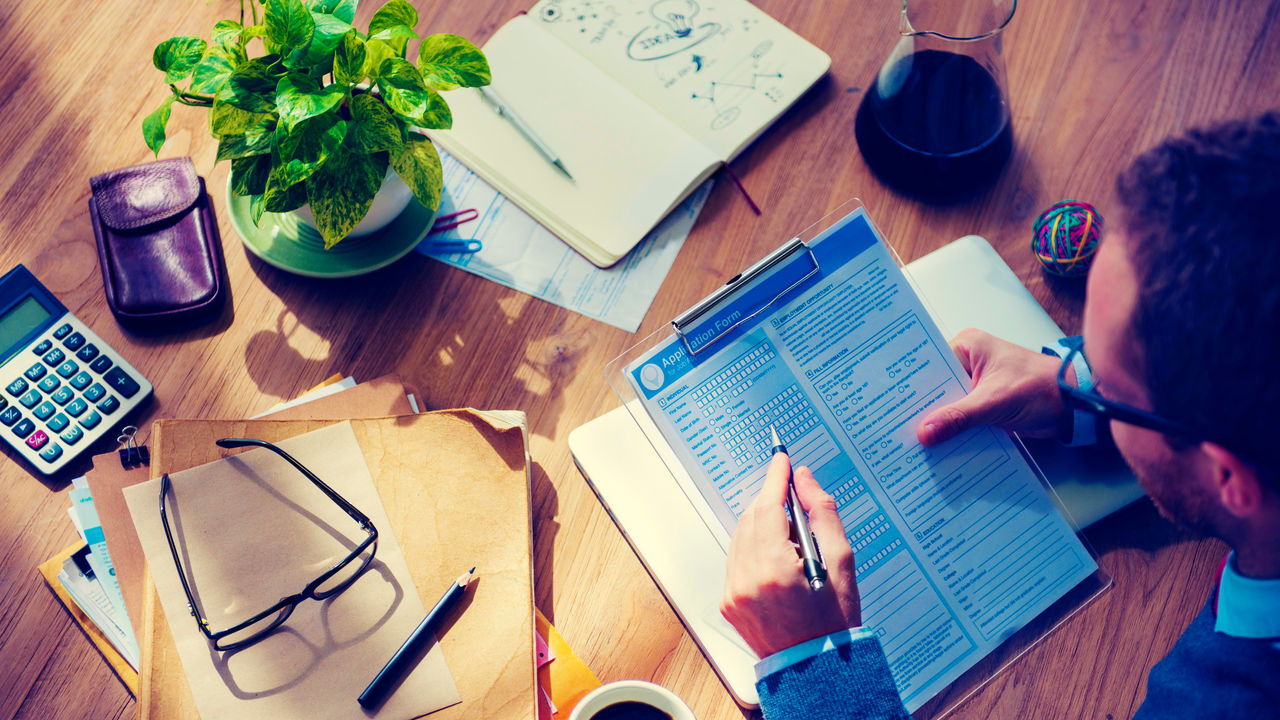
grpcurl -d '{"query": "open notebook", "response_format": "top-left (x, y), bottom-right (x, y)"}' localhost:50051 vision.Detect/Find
top-left (429, 0), bottom-right (830, 267)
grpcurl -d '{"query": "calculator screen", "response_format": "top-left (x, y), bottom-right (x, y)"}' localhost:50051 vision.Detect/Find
top-left (0, 295), bottom-right (52, 353)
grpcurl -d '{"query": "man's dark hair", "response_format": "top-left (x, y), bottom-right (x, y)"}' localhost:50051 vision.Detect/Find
top-left (1116, 111), bottom-right (1280, 479)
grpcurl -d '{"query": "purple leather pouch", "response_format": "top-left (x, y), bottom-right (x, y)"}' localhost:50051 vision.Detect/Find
top-left (88, 157), bottom-right (227, 331)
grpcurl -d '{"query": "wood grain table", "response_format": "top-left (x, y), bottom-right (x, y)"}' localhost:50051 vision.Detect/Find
top-left (1, 1), bottom-right (1276, 718)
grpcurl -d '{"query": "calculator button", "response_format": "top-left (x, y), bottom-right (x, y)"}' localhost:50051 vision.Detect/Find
top-left (51, 387), bottom-right (74, 405)
top-left (60, 425), bottom-right (83, 445)
top-left (56, 360), bottom-right (78, 378)
top-left (6, 378), bottom-right (28, 396)
top-left (37, 375), bottom-right (59, 393)
top-left (46, 413), bottom-right (69, 432)
top-left (65, 398), bottom-right (88, 417)
top-left (63, 332), bottom-right (85, 350)
top-left (70, 371), bottom-right (93, 391)
top-left (25, 430), bottom-right (48, 450)
top-left (19, 390), bottom-right (41, 409)
top-left (75, 344), bottom-right (99, 362)
top-left (33, 402), bottom-right (55, 421)
top-left (0, 407), bottom-right (20, 426)
top-left (53, 323), bottom-right (72, 339)
top-left (33, 339), bottom-right (52, 355)
top-left (0, 396), bottom-right (7, 411)
top-left (83, 383), bottom-right (106, 402)
top-left (38, 440), bottom-right (61, 461)
top-left (39, 442), bottom-right (62, 463)
top-left (78, 410), bottom-right (102, 430)
top-left (104, 367), bottom-right (141, 398)
top-left (12, 418), bottom-right (35, 438)
top-left (97, 395), bottom-right (120, 415)
top-left (89, 356), bottom-right (113, 374)
top-left (24, 363), bottom-right (47, 381)
top-left (43, 348), bottom-right (65, 366)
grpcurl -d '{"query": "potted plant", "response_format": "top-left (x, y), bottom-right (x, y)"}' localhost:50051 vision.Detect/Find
top-left (143, 0), bottom-right (489, 253)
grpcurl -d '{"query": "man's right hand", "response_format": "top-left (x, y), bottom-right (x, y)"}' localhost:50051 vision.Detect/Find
top-left (916, 329), bottom-right (1072, 446)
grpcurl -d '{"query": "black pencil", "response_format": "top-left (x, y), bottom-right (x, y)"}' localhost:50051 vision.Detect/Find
top-left (358, 567), bottom-right (476, 709)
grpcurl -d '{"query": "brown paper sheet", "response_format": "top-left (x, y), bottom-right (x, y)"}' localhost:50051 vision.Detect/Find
top-left (140, 410), bottom-right (534, 720)
top-left (123, 422), bottom-right (460, 720)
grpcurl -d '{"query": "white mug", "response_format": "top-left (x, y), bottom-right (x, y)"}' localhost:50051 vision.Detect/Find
top-left (568, 680), bottom-right (696, 720)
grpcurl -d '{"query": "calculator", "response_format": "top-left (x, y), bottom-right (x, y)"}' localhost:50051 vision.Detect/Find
top-left (0, 265), bottom-right (152, 474)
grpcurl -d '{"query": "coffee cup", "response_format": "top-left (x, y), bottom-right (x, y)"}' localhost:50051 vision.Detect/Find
top-left (567, 680), bottom-right (695, 720)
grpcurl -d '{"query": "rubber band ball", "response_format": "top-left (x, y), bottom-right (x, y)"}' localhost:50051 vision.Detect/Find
top-left (1031, 200), bottom-right (1103, 277)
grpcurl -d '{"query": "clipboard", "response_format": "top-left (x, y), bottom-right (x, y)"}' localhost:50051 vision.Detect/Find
top-left (592, 199), bottom-right (1110, 716)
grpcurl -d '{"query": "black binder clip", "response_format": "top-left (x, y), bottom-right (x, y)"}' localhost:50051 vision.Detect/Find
top-left (117, 425), bottom-right (150, 468)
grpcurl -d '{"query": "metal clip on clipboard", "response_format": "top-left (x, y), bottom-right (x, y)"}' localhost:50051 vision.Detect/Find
top-left (671, 238), bottom-right (821, 357)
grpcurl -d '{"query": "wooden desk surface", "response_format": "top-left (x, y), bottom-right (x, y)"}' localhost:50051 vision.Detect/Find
top-left (0, 1), bottom-right (1275, 718)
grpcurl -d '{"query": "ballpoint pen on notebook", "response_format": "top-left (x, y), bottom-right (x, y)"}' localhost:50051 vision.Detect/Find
top-left (477, 86), bottom-right (574, 180)
top-left (769, 425), bottom-right (827, 591)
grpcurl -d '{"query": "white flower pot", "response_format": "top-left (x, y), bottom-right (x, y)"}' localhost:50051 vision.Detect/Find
top-left (292, 168), bottom-right (414, 238)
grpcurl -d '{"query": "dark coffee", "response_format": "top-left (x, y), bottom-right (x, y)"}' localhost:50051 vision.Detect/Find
top-left (591, 700), bottom-right (673, 720)
top-left (855, 49), bottom-right (1012, 198)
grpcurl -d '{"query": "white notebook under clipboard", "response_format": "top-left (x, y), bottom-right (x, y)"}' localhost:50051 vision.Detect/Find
top-left (570, 201), bottom-right (1139, 713)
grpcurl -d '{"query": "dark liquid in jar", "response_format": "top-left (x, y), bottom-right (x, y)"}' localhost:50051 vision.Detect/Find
top-left (591, 700), bottom-right (673, 720)
top-left (855, 49), bottom-right (1013, 198)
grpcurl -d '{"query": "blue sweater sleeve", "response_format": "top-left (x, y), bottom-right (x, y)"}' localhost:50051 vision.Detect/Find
top-left (756, 634), bottom-right (911, 720)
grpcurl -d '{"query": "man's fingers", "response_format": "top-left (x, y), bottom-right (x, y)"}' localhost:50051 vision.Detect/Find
top-left (791, 466), bottom-right (854, 572)
top-left (916, 390), bottom-right (1000, 446)
top-left (758, 451), bottom-right (793, 508)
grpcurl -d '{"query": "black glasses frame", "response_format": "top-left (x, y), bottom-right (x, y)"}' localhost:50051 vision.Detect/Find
top-left (159, 438), bottom-right (379, 652)
top-left (1055, 340), bottom-right (1201, 441)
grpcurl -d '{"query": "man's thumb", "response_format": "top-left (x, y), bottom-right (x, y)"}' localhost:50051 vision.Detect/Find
top-left (916, 392), bottom-right (994, 446)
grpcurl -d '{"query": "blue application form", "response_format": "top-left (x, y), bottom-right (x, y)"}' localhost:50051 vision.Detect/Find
top-left (624, 208), bottom-right (1097, 711)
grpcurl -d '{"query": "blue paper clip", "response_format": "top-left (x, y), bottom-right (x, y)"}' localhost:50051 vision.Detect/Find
top-left (424, 239), bottom-right (482, 254)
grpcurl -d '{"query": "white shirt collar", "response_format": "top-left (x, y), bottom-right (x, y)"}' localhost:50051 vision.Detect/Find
top-left (1214, 552), bottom-right (1280, 639)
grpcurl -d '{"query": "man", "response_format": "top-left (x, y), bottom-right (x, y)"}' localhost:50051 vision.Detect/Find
top-left (721, 112), bottom-right (1280, 719)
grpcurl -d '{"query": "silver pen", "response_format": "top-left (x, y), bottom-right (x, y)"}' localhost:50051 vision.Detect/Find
top-left (770, 425), bottom-right (827, 591)
top-left (477, 86), bottom-right (573, 180)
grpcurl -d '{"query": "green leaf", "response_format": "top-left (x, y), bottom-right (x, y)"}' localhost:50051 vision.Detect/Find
top-left (307, 0), bottom-right (357, 23)
top-left (285, 11), bottom-right (352, 70)
top-left (212, 20), bottom-right (244, 49)
top-left (272, 114), bottom-right (348, 186)
top-left (230, 155), bottom-right (272, 196)
top-left (363, 39), bottom-right (396, 81)
top-left (349, 93), bottom-right (402, 153)
top-left (264, 0), bottom-right (315, 53)
top-left (153, 36), bottom-right (207, 83)
top-left (263, 169), bottom-right (308, 212)
top-left (390, 132), bottom-right (442, 214)
top-left (377, 58), bottom-right (451, 128)
top-left (276, 73), bottom-right (346, 130)
top-left (216, 120), bottom-right (276, 161)
top-left (142, 96), bottom-right (175, 156)
top-left (334, 31), bottom-right (366, 85)
top-left (305, 145), bottom-right (388, 248)
top-left (417, 34), bottom-right (490, 90)
top-left (216, 58), bottom-right (280, 113)
top-left (250, 192), bottom-right (267, 226)
top-left (210, 98), bottom-right (275, 135)
top-left (368, 0), bottom-right (418, 54)
top-left (190, 47), bottom-right (238, 94)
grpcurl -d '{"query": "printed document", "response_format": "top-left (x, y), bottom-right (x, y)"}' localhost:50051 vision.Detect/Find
top-left (418, 151), bottom-right (709, 332)
top-left (625, 208), bottom-right (1097, 711)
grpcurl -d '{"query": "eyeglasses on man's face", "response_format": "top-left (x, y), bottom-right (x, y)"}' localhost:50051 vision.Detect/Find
top-left (1055, 340), bottom-right (1200, 441)
top-left (158, 438), bottom-right (379, 652)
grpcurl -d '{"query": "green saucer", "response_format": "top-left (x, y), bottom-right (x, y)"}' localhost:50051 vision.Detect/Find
top-left (225, 182), bottom-right (436, 278)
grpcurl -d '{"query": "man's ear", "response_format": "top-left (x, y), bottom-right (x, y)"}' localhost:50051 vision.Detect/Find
top-left (1202, 442), bottom-right (1266, 517)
